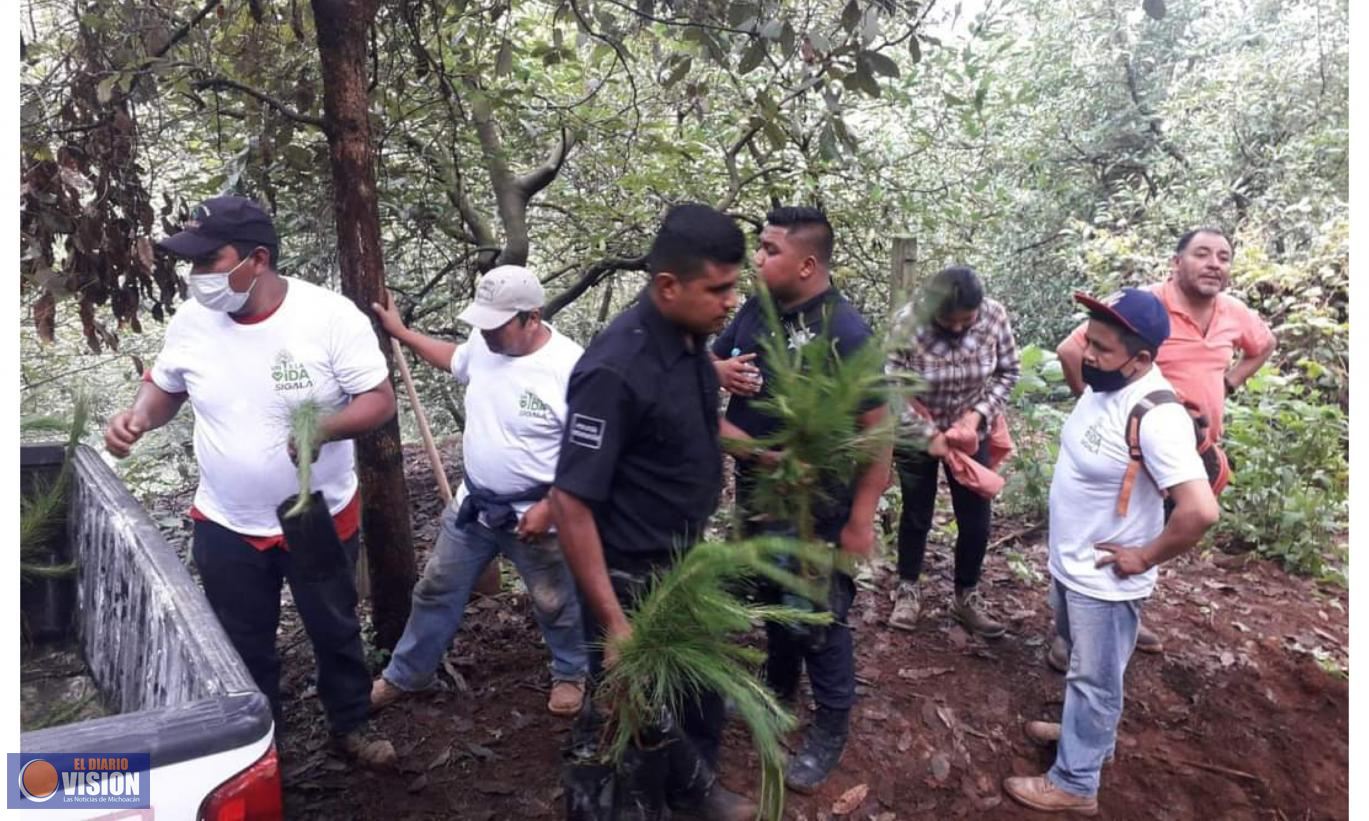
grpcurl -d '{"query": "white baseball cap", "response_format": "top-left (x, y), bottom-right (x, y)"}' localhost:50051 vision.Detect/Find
top-left (457, 265), bottom-right (546, 330)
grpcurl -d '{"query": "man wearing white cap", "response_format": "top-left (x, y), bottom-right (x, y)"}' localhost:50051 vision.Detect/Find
top-left (369, 265), bottom-right (590, 717)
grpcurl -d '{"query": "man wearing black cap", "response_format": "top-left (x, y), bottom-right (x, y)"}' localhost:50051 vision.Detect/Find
top-left (103, 196), bottom-right (399, 767)
top-left (1003, 288), bottom-right (1218, 814)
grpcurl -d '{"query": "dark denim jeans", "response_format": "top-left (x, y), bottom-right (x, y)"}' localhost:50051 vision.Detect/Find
top-left (192, 518), bottom-right (370, 735)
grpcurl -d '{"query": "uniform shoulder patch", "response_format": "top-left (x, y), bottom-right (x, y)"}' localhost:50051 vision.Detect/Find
top-left (569, 413), bottom-right (606, 450)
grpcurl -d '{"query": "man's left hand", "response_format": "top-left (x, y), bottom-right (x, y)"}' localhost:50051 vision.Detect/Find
top-left (516, 499), bottom-right (554, 542)
top-left (1094, 543), bottom-right (1152, 577)
top-left (839, 519), bottom-right (876, 559)
top-left (953, 409), bottom-right (984, 433)
top-left (287, 437), bottom-right (322, 467)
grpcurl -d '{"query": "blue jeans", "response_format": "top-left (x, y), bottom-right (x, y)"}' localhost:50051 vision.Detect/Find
top-left (1048, 578), bottom-right (1141, 798)
top-left (383, 506), bottom-right (588, 690)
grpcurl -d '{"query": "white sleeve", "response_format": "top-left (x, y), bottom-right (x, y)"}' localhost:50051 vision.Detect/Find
top-left (1138, 403), bottom-right (1209, 490)
top-left (449, 341), bottom-right (471, 385)
top-left (149, 314), bottom-right (189, 394)
top-left (329, 300), bottom-right (390, 395)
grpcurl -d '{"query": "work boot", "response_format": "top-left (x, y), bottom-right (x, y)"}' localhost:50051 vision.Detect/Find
top-left (548, 680), bottom-right (586, 717)
top-left (1023, 721), bottom-right (1112, 763)
top-left (1047, 635), bottom-right (1070, 673)
top-left (888, 581), bottom-right (921, 632)
top-left (334, 725), bottom-right (397, 769)
top-left (369, 677), bottom-right (405, 712)
top-left (951, 587), bottom-right (1005, 638)
top-left (1025, 720), bottom-right (1062, 745)
top-left (784, 709), bottom-right (849, 794)
top-left (1136, 622), bottom-right (1164, 653)
top-left (1003, 775), bottom-right (1098, 815)
top-left (671, 781), bottom-right (757, 821)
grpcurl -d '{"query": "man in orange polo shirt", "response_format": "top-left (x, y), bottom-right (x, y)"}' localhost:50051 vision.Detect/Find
top-left (1053, 227), bottom-right (1275, 660)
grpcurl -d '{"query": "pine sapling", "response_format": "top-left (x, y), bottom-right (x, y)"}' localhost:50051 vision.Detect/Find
top-left (282, 399), bottom-right (327, 518)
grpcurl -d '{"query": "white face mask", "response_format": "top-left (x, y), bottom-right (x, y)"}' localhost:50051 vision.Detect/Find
top-left (187, 255), bottom-right (256, 313)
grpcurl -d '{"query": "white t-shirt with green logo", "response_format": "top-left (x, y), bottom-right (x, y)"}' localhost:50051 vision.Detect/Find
top-left (450, 325), bottom-right (583, 525)
top-left (151, 277), bottom-right (389, 536)
top-left (1048, 366), bottom-right (1208, 601)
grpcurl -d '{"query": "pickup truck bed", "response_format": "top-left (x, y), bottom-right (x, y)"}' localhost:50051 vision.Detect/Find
top-left (19, 444), bottom-right (279, 819)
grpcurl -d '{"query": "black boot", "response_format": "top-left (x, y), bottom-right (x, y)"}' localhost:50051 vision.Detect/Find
top-left (784, 707), bottom-right (849, 794)
top-left (670, 779), bottom-right (758, 821)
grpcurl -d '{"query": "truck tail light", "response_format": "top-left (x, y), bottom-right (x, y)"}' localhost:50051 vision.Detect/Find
top-left (198, 744), bottom-right (283, 821)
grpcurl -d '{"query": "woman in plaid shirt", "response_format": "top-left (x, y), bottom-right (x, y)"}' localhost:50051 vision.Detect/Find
top-left (885, 266), bottom-right (1021, 636)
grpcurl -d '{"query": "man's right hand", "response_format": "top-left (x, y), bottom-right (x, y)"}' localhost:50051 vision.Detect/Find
top-left (104, 409), bottom-right (147, 458)
top-left (715, 353), bottom-right (763, 396)
top-left (926, 431), bottom-right (950, 458)
top-left (370, 288), bottom-right (405, 336)
top-left (603, 620), bottom-right (633, 669)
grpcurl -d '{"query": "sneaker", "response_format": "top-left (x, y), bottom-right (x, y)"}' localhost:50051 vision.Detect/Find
top-left (784, 722), bottom-right (848, 794)
top-left (369, 677), bottom-right (405, 712)
top-left (1003, 775), bottom-right (1098, 815)
top-left (671, 781), bottom-right (757, 821)
top-left (1047, 635), bottom-right (1069, 673)
top-left (951, 588), bottom-right (1005, 638)
top-left (548, 680), bottom-right (586, 716)
top-left (888, 581), bottom-right (921, 632)
top-left (334, 726), bottom-right (397, 769)
top-left (1136, 622), bottom-right (1164, 654)
top-left (1025, 720), bottom-right (1062, 745)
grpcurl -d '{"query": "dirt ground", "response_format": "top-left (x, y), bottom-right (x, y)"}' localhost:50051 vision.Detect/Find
top-left (151, 442), bottom-right (1349, 820)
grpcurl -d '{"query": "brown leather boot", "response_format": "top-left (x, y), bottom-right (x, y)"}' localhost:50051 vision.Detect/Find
top-left (1003, 775), bottom-right (1098, 815)
top-left (952, 588), bottom-right (1005, 638)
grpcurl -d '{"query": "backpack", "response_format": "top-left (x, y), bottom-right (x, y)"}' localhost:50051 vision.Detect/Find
top-left (1116, 390), bottom-right (1230, 517)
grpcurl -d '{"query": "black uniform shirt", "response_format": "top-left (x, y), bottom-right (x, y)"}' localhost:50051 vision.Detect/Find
top-left (554, 292), bottom-right (723, 560)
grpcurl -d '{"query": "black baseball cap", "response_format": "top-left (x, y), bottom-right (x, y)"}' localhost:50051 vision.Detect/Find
top-left (1074, 288), bottom-right (1171, 350)
top-left (158, 196), bottom-right (278, 259)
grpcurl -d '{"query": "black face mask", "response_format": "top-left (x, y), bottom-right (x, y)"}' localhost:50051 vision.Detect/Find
top-left (1081, 356), bottom-right (1137, 393)
top-left (934, 322), bottom-right (968, 343)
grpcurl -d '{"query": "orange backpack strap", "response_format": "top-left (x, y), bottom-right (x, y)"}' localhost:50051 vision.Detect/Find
top-left (1116, 390), bottom-right (1177, 517)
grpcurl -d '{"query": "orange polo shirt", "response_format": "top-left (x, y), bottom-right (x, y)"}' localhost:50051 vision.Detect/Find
top-left (1068, 279), bottom-right (1274, 442)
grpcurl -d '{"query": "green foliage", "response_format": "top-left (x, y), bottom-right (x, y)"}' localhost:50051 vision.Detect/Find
top-left (999, 344), bottom-right (1069, 520)
top-left (735, 287), bottom-right (905, 542)
top-left (20, 393), bottom-right (90, 580)
top-left (1217, 368), bottom-right (1347, 581)
top-left (283, 399), bottom-right (327, 518)
top-left (599, 538), bottom-right (835, 820)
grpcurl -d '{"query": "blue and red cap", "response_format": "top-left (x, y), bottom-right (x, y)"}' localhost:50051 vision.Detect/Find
top-left (1074, 288), bottom-right (1170, 350)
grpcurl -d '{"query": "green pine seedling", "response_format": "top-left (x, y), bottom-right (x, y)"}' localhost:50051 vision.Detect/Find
top-left (596, 537), bottom-right (836, 820)
top-left (19, 393), bottom-right (90, 580)
top-left (282, 399), bottom-right (327, 519)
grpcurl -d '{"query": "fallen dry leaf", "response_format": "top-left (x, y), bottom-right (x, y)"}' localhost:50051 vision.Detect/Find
top-left (929, 752), bottom-right (952, 782)
top-left (830, 782), bottom-right (869, 815)
top-left (898, 666), bottom-right (954, 681)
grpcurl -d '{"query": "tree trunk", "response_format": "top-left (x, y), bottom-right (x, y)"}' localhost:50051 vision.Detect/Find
top-left (312, 0), bottom-right (416, 650)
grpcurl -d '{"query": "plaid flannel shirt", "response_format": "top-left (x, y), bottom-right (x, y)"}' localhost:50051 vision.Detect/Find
top-left (885, 297), bottom-right (1021, 442)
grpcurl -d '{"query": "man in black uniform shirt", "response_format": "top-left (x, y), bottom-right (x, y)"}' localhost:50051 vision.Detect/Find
top-left (712, 206), bottom-right (892, 794)
top-left (550, 202), bottom-right (754, 819)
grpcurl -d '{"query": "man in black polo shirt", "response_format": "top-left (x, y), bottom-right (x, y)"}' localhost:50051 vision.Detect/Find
top-left (712, 206), bottom-right (892, 794)
top-left (550, 203), bottom-right (754, 819)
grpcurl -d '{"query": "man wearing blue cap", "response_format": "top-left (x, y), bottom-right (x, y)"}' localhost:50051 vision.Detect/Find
top-left (1003, 288), bottom-right (1219, 814)
top-left (103, 196), bottom-right (400, 767)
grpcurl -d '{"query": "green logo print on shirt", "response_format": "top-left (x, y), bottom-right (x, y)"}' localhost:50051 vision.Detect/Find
top-left (272, 350), bottom-right (315, 392)
top-left (519, 390), bottom-right (552, 420)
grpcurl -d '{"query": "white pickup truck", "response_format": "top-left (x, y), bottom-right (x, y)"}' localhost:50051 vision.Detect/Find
top-left (19, 444), bottom-right (280, 820)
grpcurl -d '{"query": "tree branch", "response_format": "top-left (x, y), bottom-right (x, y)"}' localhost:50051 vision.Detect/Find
top-left (152, 0), bottom-right (224, 58)
top-left (544, 253), bottom-right (650, 319)
top-left (192, 77), bottom-right (325, 128)
top-left (514, 126), bottom-right (575, 200)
